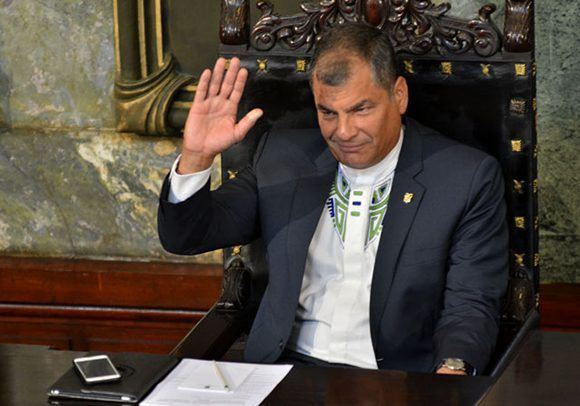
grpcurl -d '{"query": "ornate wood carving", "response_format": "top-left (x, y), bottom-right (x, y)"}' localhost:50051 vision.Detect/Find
top-left (216, 256), bottom-right (252, 311)
top-left (390, 1), bottom-right (500, 56)
top-left (220, 0), bottom-right (251, 45)
top-left (504, 0), bottom-right (533, 52)
top-left (248, 0), bottom-right (501, 56)
top-left (503, 256), bottom-right (535, 322)
top-left (364, 0), bottom-right (385, 27)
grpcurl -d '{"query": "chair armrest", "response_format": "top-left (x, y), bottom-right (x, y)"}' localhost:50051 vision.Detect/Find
top-left (170, 303), bottom-right (256, 359)
top-left (170, 255), bottom-right (257, 359)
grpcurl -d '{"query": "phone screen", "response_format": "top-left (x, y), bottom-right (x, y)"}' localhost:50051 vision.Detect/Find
top-left (74, 356), bottom-right (121, 383)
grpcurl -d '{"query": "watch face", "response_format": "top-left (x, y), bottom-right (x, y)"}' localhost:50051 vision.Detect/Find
top-left (446, 358), bottom-right (465, 370)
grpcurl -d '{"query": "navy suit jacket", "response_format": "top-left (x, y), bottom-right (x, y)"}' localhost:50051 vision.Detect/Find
top-left (158, 118), bottom-right (508, 373)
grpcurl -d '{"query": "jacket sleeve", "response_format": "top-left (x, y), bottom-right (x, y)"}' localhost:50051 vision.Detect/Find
top-left (157, 133), bottom-right (270, 256)
top-left (433, 155), bottom-right (509, 373)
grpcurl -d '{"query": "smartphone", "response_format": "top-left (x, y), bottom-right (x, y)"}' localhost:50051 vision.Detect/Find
top-left (73, 355), bottom-right (122, 384)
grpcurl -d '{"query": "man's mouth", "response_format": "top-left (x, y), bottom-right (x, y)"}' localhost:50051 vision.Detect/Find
top-left (336, 143), bottom-right (365, 153)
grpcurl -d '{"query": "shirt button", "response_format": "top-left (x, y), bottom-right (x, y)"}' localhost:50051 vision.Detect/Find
top-left (279, 340), bottom-right (284, 349)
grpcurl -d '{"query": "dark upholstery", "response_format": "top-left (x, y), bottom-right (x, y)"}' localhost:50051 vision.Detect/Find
top-left (172, 0), bottom-right (538, 377)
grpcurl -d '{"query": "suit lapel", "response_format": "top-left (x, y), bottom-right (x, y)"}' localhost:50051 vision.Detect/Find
top-left (286, 147), bottom-right (337, 301)
top-left (370, 121), bottom-right (425, 346)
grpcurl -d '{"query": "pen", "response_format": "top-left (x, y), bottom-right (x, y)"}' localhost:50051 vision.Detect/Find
top-left (212, 360), bottom-right (231, 392)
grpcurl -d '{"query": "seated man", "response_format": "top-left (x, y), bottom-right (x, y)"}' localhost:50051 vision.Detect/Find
top-left (158, 23), bottom-right (508, 375)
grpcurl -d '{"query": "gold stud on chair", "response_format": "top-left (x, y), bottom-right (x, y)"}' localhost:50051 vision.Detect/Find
top-left (513, 179), bottom-right (525, 194)
top-left (440, 62), bottom-right (452, 75)
top-left (296, 59), bottom-right (307, 73)
top-left (481, 64), bottom-right (491, 77)
top-left (514, 253), bottom-right (525, 267)
top-left (257, 59), bottom-right (268, 72)
top-left (510, 99), bottom-right (527, 115)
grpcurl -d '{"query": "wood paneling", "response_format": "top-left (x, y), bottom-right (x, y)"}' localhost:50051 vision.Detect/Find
top-left (540, 283), bottom-right (580, 331)
top-left (0, 256), bottom-right (222, 309)
top-left (0, 256), bottom-right (222, 353)
top-left (1, 257), bottom-right (579, 353)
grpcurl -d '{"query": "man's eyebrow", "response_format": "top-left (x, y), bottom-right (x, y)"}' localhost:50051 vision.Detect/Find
top-left (316, 103), bottom-right (335, 113)
top-left (316, 100), bottom-right (374, 113)
top-left (347, 100), bottom-right (373, 112)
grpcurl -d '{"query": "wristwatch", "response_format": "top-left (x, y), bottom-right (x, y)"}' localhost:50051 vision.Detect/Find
top-left (437, 358), bottom-right (476, 375)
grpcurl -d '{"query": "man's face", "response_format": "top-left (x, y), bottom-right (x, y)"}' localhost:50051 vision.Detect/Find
top-left (312, 58), bottom-right (408, 169)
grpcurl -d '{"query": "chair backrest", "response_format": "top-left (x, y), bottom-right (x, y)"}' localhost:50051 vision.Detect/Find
top-left (217, 0), bottom-right (538, 354)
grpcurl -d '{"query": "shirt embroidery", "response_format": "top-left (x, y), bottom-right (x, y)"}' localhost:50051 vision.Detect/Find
top-left (327, 168), bottom-right (391, 248)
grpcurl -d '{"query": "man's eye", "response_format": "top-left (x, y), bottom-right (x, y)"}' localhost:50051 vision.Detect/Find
top-left (321, 111), bottom-right (336, 117)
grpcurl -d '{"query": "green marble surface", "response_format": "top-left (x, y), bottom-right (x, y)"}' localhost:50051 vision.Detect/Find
top-left (0, 127), bottom-right (221, 263)
top-left (0, 0), bottom-right (579, 281)
top-left (535, 0), bottom-right (580, 282)
top-left (0, 0), bottom-right (115, 129)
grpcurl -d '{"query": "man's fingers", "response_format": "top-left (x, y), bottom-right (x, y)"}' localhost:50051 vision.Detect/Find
top-left (233, 108), bottom-right (263, 141)
top-left (229, 68), bottom-right (249, 105)
top-left (193, 69), bottom-right (211, 104)
top-left (220, 58), bottom-right (241, 99)
top-left (208, 58), bottom-right (227, 97)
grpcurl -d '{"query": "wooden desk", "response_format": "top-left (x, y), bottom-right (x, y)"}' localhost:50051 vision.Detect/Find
top-left (482, 331), bottom-right (580, 404)
top-left (264, 365), bottom-right (491, 405)
top-left (0, 344), bottom-right (492, 405)
top-left (0, 344), bottom-right (83, 405)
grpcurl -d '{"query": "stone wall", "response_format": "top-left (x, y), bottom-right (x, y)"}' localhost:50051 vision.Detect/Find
top-left (535, 1), bottom-right (580, 282)
top-left (0, 0), bottom-right (578, 281)
top-left (0, 0), bottom-right (220, 263)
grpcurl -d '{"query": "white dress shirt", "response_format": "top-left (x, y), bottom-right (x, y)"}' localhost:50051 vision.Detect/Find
top-left (168, 129), bottom-right (404, 368)
top-left (287, 130), bottom-right (403, 368)
top-left (166, 157), bottom-right (212, 204)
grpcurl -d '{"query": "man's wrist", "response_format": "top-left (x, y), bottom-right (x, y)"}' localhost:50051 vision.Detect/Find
top-left (436, 358), bottom-right (476, 376)
top-left (177, 150), bottom-right (216, 174)
top-left (168, 155), bottom-right (212, 204)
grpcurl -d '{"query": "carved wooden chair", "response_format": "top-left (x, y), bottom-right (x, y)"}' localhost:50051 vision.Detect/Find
top-left (172, 0), bottom-right (539, 377)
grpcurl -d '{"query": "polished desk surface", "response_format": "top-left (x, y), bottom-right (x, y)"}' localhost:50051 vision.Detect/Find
top-left (481, 330), bottom-right (580, 405)
top-left (0, 331), bottom-right (576, 405)
top-left (0, 345), bottom-right (490, 405)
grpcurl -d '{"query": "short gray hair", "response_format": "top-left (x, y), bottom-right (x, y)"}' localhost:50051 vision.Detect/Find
top-left (309, 23), bottom-right (398, 91)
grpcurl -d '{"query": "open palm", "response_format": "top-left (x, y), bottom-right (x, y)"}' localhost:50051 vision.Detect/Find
top-left (180, 57), bottom-right (263, 173)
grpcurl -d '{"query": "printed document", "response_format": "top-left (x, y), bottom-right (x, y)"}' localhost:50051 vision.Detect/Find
top-left (141, 359), bottom-right (292, 406)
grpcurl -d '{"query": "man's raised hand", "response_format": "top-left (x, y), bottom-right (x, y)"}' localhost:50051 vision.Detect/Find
top-left (178, 57), bottom-right (263, 174)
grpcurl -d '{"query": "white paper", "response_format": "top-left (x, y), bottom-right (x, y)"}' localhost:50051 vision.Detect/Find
top-left (140, 359), bottom-right (293, 406)
top-left (178, 360), bottom-right (254, 393)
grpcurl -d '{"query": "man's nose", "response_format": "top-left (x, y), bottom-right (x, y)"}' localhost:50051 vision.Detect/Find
top-left (335, 115), bottom-right (356, 141)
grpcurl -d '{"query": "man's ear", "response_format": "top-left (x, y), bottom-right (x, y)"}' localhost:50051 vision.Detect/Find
top-left (393, 76), bottom-right (409, 115)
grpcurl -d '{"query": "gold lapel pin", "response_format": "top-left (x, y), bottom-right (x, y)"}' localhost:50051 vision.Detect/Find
top-left (403, 193), bottom-right (414, 204)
